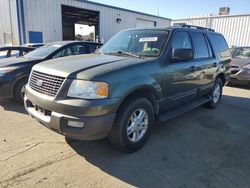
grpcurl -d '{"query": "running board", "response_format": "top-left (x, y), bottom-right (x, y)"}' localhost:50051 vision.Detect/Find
top-left (158, 96), bottom-right (212, 122)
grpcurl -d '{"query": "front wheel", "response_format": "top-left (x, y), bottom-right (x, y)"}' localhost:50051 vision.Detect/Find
top-left (108, 97), bottom-right (154, 152)
top-left (13, 79), bottom-right (27, 104)
top-left (205, 78), bottom-right (223, 109)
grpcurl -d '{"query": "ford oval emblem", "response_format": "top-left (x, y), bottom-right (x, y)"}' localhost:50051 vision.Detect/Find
top-left (36, 79), bottom-right (43, 87)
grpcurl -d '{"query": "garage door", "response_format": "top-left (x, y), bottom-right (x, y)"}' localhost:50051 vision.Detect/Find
top-left (136, 19), bottom-right (156, 28)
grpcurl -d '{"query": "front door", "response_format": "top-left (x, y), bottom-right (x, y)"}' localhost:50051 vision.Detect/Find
top-left (159, 31), bottom-right (200, 112)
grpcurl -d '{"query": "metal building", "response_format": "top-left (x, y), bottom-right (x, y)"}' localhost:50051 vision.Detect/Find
top-left (0, 0), bottom-right (171, 45)
top-left (172, 14), bottom-right (250, 47)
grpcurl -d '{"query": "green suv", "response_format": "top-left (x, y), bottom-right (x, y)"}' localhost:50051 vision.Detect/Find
top-left (24, 25), bottom-right (231, 152)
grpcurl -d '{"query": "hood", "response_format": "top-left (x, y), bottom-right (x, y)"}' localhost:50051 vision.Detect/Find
top-left (0, 56), bottom-right (42, 68)
top-left (33, 54), bottom-right (147, 79)
top-left (231, 58), bottom-right (250, 67)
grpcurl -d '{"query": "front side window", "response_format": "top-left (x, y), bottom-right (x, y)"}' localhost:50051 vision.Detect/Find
top-left (89, 44), bottom-right (100, 53)
top-left (53, 47), bottom-right (71, 59)
top-left (100, 30), bottom-right (169, 57)
top-left (192, 32), bottom-right (210, 59)
top-left (71, 45), bottom-right (90, 55)
top-left (171, 31), bottom-right (192, 49)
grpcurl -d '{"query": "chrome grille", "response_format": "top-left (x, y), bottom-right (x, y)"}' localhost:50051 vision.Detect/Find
top-left (29, 70), bottom-right (65, 97)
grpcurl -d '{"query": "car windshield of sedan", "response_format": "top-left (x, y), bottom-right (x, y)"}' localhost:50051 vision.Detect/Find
top-left (100, 30), bottom-right (169, 57)
top-left (24, 44), bottom-right (62, 59)
top-left (231, 47), bottom-right (250, 59)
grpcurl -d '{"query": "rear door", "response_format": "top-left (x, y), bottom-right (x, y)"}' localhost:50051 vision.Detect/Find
top-left (190, 32), bottom-right (217, 96)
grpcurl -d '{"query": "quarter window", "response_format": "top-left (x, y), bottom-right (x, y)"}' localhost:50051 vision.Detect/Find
top-left (192, 32), bottom-right (210, 59)
top-left (0, 50), bottom-right (8, 58)
top-left (210, 34), bottom-right (230, 58)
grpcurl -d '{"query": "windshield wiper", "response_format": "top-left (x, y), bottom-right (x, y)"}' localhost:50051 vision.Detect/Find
top-left (117, 51), bottom-right (140, 58)
top-left (106, 51), bottom-right (140, 58)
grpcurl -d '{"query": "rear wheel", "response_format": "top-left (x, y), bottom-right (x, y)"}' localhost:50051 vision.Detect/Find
top-left (108, 97), bottom-right (154, 152)
top-left (13, 79), bottom-right (27, 104)
top-left (205, 78), bottom-right (223, 109)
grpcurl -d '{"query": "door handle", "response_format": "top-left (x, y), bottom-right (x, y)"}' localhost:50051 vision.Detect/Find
top-left (190, 66), bottom-right (196, 71)
top-left (213, 62), bottom-right (218, 67)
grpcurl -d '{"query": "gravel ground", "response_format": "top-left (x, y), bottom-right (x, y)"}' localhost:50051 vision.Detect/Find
top-left (0, 86), bottom-right (250, 188)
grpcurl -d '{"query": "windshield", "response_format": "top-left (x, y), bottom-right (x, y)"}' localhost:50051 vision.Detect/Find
top-left (100, 30), bottom-right (169, 57)
top-left (231, 47), bottom-right (250, 59)
top-left (24, 44), bottom-right (62, 59)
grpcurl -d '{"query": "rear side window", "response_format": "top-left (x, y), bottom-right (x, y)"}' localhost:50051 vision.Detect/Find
top-left (210, 34), bottom-right (230, 58)
top-left (191, 32), bottom-right (210, 59)
top-left (10, 50), bottom-right (20, 57)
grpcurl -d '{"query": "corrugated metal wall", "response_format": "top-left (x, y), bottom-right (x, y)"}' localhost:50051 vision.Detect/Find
top-left (3, 0), bottom-right (248, 47)
top-left (22, 0), bottom-right (171, 43)
top-left (171, 14), bottom-right (250, 47)
top-left (0, 0), bottom-right (19, 45)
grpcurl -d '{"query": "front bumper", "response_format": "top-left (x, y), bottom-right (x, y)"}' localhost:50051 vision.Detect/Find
top-left (230, 68), bottom-right (250, 85)
top-left (24, 86), bottom-right (118, 140)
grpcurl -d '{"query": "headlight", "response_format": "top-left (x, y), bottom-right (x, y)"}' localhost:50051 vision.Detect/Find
top-left (242, 64), bottom-right (250, 70)
top-left (0, 67), bottom-right (20, 76)
top-left (67, 80), bottom-right (109, 99)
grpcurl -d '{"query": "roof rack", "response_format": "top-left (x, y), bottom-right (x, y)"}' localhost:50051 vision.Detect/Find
top-left (174, 24), bottom-right (215, 32)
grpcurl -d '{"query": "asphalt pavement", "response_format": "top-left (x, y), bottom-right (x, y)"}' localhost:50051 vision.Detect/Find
top-left (0, 86), bottom-right (250, 188)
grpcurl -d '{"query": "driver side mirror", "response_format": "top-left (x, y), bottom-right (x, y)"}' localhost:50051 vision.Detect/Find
top-left (171, 48), bottom-right (193, 62)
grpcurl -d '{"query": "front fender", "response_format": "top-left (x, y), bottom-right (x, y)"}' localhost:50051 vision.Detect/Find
top-left (9, 68), bottom-right (31, 95)
top-left (110, 75), bottom-right (163, 101)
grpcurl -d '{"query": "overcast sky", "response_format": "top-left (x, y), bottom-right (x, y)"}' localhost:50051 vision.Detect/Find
top-left (89, 0), bottom-right (250, 19)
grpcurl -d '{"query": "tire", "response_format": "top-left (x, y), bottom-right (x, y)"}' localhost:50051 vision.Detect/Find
top-left (13, 79), bottom-right (27, 104)
top-left (65, 137), bottom-right (79, 143)
top-left (108, 97), bottom-right (154, 153)
top-left (205, 78), bottom-right (223, 109)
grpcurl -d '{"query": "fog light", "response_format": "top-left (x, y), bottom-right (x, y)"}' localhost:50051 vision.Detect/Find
top-left (68, 121), bottom-right (85, 128)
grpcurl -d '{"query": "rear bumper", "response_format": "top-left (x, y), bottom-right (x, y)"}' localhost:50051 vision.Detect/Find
top-left (24, 86), bottom-right (118, 140)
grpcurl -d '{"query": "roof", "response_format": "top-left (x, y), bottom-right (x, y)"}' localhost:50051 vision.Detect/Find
top-left (122, 25), bottom-right (217, 33)
top-left (77, 0), bottom-right (171, 21)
